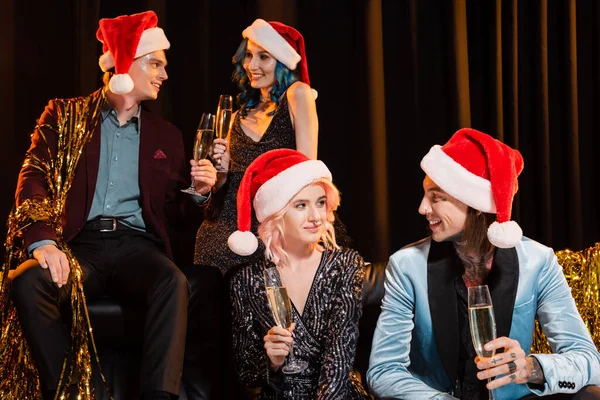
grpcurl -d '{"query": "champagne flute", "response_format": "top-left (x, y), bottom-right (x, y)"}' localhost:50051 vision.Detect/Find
top-left (468, 285), bottom-right (497, 400)
top-left (181, 112), bottom-right (215, 195)
top-left (214, 95), bottom-right (233, 172)
top-left (263, 266), bottom-right (308, 375)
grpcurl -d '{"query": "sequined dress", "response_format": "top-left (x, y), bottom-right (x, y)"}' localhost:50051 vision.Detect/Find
top-left (230, 247), bottom-right (371, 400)
top-left (194, 95), bottom-right (296, 274)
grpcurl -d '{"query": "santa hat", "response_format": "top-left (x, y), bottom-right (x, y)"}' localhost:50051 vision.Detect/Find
top-left (242, 19), bottom-right (317, 98)
top-left (228, 149), bottom-right (332, 256)
top-left (420, 128), bottom-right (525, 248)
top-left (96, 11), bottom-right (170, 94)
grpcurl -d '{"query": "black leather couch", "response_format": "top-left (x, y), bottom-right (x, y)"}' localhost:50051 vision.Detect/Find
top-left (87, 261), bottom-right (388, 400)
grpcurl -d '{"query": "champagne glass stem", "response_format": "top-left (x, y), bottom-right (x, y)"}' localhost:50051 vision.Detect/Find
top-left (287, 336), bottom-right (296, 363)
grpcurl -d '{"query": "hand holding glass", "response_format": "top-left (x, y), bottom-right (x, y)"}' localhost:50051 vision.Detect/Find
top-left (182, 113), bottom-right (215, 195)
top-left (263, 267), bottom-right (308, 374)
top-left (214, 95), bottom-right (233, 172)
top-left (468, 285), bottom-right (497, 400)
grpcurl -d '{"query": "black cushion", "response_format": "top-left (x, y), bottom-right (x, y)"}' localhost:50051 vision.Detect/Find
top-left (355, 261), bottom-right (387, 391)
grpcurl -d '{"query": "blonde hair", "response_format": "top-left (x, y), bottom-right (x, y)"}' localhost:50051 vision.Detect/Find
top-left (257, 179), bottom-right (341, 269)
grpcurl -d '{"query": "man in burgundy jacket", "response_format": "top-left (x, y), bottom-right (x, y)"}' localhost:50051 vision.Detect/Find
top-left (10, 11), bottom-right (216, 400)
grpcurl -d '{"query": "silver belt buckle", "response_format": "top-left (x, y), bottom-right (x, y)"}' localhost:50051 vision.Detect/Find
top-left (100, 217), bottom-right (117, 232)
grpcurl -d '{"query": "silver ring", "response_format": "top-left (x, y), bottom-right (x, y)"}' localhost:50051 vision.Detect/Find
top-left (507, 360), bottom-right (517, 374)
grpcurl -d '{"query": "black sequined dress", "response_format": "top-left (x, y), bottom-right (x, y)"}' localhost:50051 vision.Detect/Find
top-left (230, 247), bottom-right (371, 400)
top-left (194, 95), bottom-right (296, 274)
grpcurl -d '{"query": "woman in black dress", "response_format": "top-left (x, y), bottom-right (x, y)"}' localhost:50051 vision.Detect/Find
top-left (194, 18), bottom-right (319, 274)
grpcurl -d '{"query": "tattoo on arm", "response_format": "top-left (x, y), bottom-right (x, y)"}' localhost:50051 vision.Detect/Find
top-left (491, 358), bottom-right (500, 365)
top-left (527, 356), bottom-right (545, 385)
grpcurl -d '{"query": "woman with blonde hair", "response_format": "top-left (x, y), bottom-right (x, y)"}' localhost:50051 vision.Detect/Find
top-left (227, 148), bottom-right (370, 399)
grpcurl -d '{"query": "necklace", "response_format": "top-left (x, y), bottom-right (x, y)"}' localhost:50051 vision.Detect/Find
top-left (260, 94), bottom-right (271, 103)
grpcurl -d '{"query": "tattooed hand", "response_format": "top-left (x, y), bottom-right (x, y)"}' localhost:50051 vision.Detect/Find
top-left (474, 336), bottom-right (545, 389)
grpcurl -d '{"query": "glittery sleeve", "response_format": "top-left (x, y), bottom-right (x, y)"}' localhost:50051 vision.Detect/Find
top-left (230, 264), bottom-right (285, 393)
top-left (317, 250), bottom-right (369, 399)
top-left (15, 100), bottom-right (61, 247)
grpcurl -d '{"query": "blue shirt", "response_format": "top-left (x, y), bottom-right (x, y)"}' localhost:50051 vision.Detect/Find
top-left (87, 106), bottom-right (145, 230)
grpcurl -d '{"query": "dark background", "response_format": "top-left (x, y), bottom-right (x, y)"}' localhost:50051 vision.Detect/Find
top-left (1, 0), bottom-right (598, 265)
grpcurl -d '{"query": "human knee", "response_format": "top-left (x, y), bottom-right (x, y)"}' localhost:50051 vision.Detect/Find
top-left (11, 261), bottom-right (52, 304)
top-left (161, 266), bottom-right (189, 296)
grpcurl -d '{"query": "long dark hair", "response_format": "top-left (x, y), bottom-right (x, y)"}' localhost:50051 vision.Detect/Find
top-left (455, 207), bottom-right (496, 265)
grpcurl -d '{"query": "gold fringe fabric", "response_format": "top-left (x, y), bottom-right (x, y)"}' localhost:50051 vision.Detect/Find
top-left (532, 243), bottom-right (600, 354)
top-left (0, 89), bottom-right (113, 399)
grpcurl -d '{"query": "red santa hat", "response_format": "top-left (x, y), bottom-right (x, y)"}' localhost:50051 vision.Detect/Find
top-left (420, 128), bottom-right (525, 248)
top-left (242, 19), bottom-right (317, 98)
top-left (96, 10), bottom-right (170, 94)
top-left (228, 149), bottom-right (332, 256)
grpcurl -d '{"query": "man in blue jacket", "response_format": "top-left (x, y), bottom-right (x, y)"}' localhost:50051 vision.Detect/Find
top-left (368, 128), bottom-right (600, 399)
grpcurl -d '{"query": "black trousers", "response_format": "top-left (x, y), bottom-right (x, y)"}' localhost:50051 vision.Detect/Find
top-left (11, 229), bottom-right (189, 396)
top-left (181, 264), bottom-right (253, 400)
top-left (180, 264), bottom-right (225, 400)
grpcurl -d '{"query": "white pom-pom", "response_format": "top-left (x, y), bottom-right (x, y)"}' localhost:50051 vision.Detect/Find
top-left (228, 230), bottom-right (259, 256)
top-left (99, 52), bottom-right (115, 72)
top-left (487, 221), bottom-right (523, 248)
top-left (108, 74), bottom-right (134, 94)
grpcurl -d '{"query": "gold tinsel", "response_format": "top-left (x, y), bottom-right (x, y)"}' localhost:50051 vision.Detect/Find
top-left (532, 243), bottom-right (600, 354)
top-left (0, 88), bottom-right (113, 399)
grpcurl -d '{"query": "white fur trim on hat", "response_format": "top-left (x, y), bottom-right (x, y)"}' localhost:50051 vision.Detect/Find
top-left (242, 19), bottom-right (301, 70)
top-left (228, 230), bottom-right (259, 256)
top-left (108, 73), bottom-right (135, 94)
top-left (99, 51), bottom-right (114, 72)
top-left (487, 221), bottom-right (523, 248)
top-left (420, 145), bottom-right (496, 213)
top-left (253, 160), bottom-right (331, 222)
top-left (135, 27), bottom-right (170, 58)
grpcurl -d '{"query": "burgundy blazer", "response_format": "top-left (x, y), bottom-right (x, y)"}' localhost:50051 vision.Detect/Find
top-left (15, 89), bottom-right (201, 259)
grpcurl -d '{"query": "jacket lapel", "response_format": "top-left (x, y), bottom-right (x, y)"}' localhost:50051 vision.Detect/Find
top-left (427, 240), bottom-right (461, 386)
top-left (139, 108), bottom-right (157, 202)
top-left (85, 111), bottom-right (102, 212)
top-left (487, 247), bottom-right (519, 339)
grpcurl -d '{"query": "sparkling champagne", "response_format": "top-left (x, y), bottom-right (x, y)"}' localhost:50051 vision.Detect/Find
top-left (194, 129), bottom-right (214, 161)
top-left (469, 305), bottom-right (497, 358)
top-left (216, 109), bottom-right (233, 139)
top-left (265, 286), bottom-right (292, 328)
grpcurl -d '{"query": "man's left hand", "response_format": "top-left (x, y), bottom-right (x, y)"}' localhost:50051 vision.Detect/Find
top-left (190, 159), bottom-right (217, 195)
top-left (475, 336), bottom-right (541, 389)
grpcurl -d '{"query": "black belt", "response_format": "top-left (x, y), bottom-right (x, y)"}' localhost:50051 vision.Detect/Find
top-left (83, 218), bottom-right (131, 232)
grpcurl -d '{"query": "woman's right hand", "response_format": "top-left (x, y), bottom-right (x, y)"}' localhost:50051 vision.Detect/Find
top-left (264, 323), bottom-right (295, 371)
top-left (211, 138), bottom-right (230, 172)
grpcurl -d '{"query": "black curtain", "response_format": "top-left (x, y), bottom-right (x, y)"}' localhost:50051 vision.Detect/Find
top-left (1, 0), bottom-right (598, 265)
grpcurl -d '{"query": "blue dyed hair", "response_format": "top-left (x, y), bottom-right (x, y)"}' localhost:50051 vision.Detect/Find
top-left (232, 38), bottom-right (299, 117)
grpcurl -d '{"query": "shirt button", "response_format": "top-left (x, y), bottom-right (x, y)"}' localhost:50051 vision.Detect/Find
top-left (109, 181), bottom-right (114, 186)
top-left (106, 205), bottom-right (111, 210)
top-left (116, 133), bottom-right (120, 138)
top-left (113, 156), bottom-right (118, 161)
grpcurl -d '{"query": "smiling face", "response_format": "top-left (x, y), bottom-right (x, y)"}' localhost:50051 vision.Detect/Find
top-left (282, 184), bottom-right (328, 246)
top-left (127, 50), bottom-right (168, 101)
top-left (418, 175), bottom-right (469, 242)
top-left (242, 40), bottom-right (277, 92)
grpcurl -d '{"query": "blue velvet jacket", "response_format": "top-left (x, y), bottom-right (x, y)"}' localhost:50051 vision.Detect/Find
top-left (367, 237), bottom-right (600, 400)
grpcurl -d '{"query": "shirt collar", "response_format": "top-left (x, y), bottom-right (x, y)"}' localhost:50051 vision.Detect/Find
top-left (101, 104), bottom-right (142, 130)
